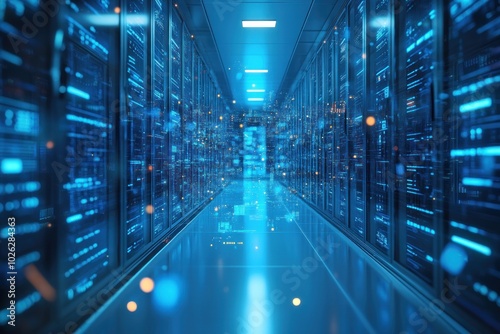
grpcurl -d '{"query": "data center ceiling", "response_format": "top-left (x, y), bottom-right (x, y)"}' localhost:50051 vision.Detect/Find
top-left (181, 0), bottom-right (338, 110)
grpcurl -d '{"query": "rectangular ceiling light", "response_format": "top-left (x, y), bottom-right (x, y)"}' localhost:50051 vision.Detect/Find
top-left (247, 89), bottom-right (266, 93)
top-left (242, 20), bottom-right (276, 28)
top-left (245, 69), bottom-right (268, 73)
top-left (248, 98), bottom-right (264, 102)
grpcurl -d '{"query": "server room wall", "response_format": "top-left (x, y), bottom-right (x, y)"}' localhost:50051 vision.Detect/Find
top-left (274, 0), bottom-right (499, 332)
top-left (0, 0), bottom-right (233, 332)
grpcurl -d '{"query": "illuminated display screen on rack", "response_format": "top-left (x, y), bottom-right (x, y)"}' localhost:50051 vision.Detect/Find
top-left (447, 0), bottom-right (500, 329)
top-left (348, 0), bottom-right (366, 237)
top-left (398, 0), bottom-right (436, 283)
top-left (309, 59), bottom-right (317, 204)
top-left (61, 42), bottom-right (111, 302)
top-left (325, 33), bottom-right (335, 216)
top-left (152, 0), bottom-right (169, 237)
top-left (170, 9), bottom-right (183, 223)
top-left (0, 0), bottom-right (51, 327)
top-left (126, 0), bottom-right (147, 258)
top-left (369, 0), bottom-right (391, 253)
top-left (60, 0), bottom-right (116, 300)
top-left (303, 68), bottom-right (312, 200)
top-left (336, 12), bottom-right (348, 225)
top-left (315, 47), bottom-right (325, 209)
top-left (192, 51), bottom-right (201, 207)
top-left (182, 26), bottom-right (194, 212)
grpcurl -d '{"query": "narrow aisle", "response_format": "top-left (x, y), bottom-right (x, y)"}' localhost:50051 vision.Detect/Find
top-left (78, 180), bottom-right (466, 334)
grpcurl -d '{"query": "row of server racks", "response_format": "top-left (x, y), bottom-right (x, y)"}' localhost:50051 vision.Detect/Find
top-left (275, 0), bottom-right (499, 332)
top-left (0, 0), bottom-right (232, 332)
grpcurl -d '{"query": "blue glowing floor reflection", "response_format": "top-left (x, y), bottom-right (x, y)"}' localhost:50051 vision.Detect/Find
top-left (77, 180), bottom-right (466, 334)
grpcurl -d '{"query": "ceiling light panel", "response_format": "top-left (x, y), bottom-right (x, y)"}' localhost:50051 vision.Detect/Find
top-left (242, 20), bottom-right (276, 28)
top-left (245, 69), bottom-right (268, 73)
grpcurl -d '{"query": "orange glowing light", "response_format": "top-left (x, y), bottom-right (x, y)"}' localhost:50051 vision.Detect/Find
top-left (24, 264), bottom-right (56, 301)
top-left (46, 141), bottom-right (54, 149)
top-left (146, 205), bottom-right (154, 214)
top-left (139, 277), bottom-right (155, 293)
top-left (127, 301), bottom-right (137, 312)
top-left (366, 116), bottom-right (376, 126)
top-left (114, 7), bottom-right (121, 13)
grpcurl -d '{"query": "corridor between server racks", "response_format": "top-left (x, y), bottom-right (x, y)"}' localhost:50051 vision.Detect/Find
top-left (1, 0), bottom-right (499, 333)
top-left (76, 179), bottom-right (465, 334)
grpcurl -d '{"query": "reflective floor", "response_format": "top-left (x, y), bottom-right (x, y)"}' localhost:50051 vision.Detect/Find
top-left (77, 180), bottom-right (467, 334)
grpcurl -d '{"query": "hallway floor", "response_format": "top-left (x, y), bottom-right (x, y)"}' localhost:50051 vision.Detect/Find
top-left (77, 180), bottom-right (466, 334)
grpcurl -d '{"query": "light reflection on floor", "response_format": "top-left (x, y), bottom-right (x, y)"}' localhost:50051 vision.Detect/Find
top-left (77, 179), bottom-right (466, 334)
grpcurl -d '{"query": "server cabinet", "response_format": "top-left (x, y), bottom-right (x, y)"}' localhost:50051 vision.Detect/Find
top-left (1, 1), bottom-right (231, 330)
top-left (394, 0), bottom-right (438, 284)
top-left (301, 67), bottom-right (309, 201)
top-left (291, 87), bottom-right (297, 191)
top-left (210, 79), bottom-right (216, 191)
top-left (303, 79), bottom-right (309, 199)
top-left (182, 24), bottom-right (193, 214)
top-left (192, 50), bottom-right (201, 208)
top-left (199, 62), bottom-right (208, 199)
top-left (292, 99), bottom-right (298, 190)
top-left (445, 0), bottom-right (500, 330)
top-left (169, 7), bottom-right (182, 223)
top-left (151, 0), bottom-right (169, 237)
top-left (309, 59), bottom-right (318, 206)
top-left (298, 81), bottom-right (305, 196)
top-left (317, 46), bottom-right (326, 211)
top-left (274, 0), bottom-right (499, 331)
top-left (335, 11), bottom-right (349, 225)
top-left (291, 89), bottom-right (302, 192)
top-left (0, 1), bottom-right (53, 330)
top-left (283, 103), bottom-right (290, 187)
top-left (367, 0), bottom-right (392, 255)
top-left (56, 0), bottom-right (120, 309)
top-left (285, 99), bottom-right (295, 191)
top-left (348, 0), bottom-right (367, 238)
top-left (124, 0), bottom-right (150, 259)
top-left (205, 77), bottom-right (214, 192)
top-left (325, 32), bottom-right (336, 216)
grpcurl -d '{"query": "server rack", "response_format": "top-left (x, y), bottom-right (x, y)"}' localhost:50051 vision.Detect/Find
top-left (274, 0), bottom-right (499, 332)
top-left (366, 0), bottom-right (393, 256)
top-left (335, 10), bottom-right (349, 226)
top-left (348, 0), bottom-right (367, 238)
top-left (0, 0), bottom-right (232, 331)
top-left (181, 23), bottom-right (193, 215)
top-left (317, 45), bottom-right (326, 212)
top-left (445, 0), bottom-right (500, 330)
top-left (169, 7), bottom-right (182, 224)
top-left (393, 0), bottom-right (439, 286)
top-left (55, 0), bottom-right (121, 314)
top-left (123, 0), bottom-right (148, 259)
top-left (151, 0), bottom-right (169, 238)
top-left (309, 57), bottom-right (317, 205)
top-left (0, 1), bottom-right (54, 330)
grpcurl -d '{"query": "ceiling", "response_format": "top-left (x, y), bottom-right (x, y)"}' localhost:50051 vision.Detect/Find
top-left (180, 0), bottom-right (339, 111)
